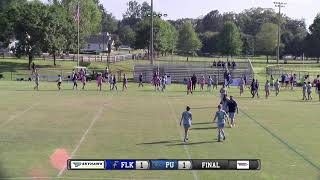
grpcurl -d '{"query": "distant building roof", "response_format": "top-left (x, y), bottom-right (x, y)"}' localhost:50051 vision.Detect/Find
top-left (85, 34), bottom-right (111, 44)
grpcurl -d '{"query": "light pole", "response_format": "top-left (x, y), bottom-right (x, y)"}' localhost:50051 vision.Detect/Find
top-left (150, 0), bottom-right (154, 65)
top-left (274, 1), bottom-right (286, 64)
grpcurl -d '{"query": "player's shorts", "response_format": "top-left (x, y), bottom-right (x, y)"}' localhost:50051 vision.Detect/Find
top-left (217, 123), bottom-right (225, 128)
top-left (183, 124), bottom-right (191, 129)
top-left (57, 82), bottom-right (61, 86)
top-left (229, 112), bottom-right (236, 119)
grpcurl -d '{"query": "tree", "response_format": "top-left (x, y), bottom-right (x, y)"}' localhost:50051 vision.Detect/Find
top-left (135, 17), bottom-right (178, 55)
top-left (255, 23), bottom-right (278, 63)
top-left (0, 0), bottom-right (25, 11)
top-left (281, 18), bottom-right (307, 58)
top-left (305, 14), bottom-right (320, 62)
top-left (44, 4), bottom-right (74, 66)
top-left (99, 4), bottom-right (118, 34)
top-left (1, 1), bottom-right (49, 69)
top-left (199, 31), bottom-right (219, 54)
top-left (61, 0), bottom-right (102, 37)
top-left (196, 10), bottom-right (223, 33)
top-left (177, 21), bottom-right (202, 59)
top-left (118, 25), bottom-right (136, 48)
top-left (218, 21), bottom-right (242, 58)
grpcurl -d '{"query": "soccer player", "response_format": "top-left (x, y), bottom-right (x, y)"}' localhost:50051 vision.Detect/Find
top-left (97, 73), bottom-right (103, 91)
top-left (239, 77), bottom-right (245, 96)
top-left (265, 80), bottom-right (270, 99)
top-left (72, 71), bottom-right (78, 90)
top-left (213, 75), bottom-right (218, 90)
top-left (227, 96), bottom-right (238, 128)
top-left (307, 81), bottom-right (313, 100)
top-left (250, 79), bottom-right (256, 97)
top-left (213, 104), bottom-right (228, 142)
top-left (187, 78), bottom-right (193, 95)
top-left (161, 75), bottom-right (167, 92)
top-left (254, 79), bottom-right (260, 98)
top-left (138, 73), bottom-right (144, 87)
top-left (81, 75), bottom-right (86, 90)
top-left (302, 82), bottom-right (307, 100)
top-left (180, 106), bottom-right (192, 143)
top-left (122, 74), bottom-right (128, 91)
top-left (109, 74), bottom-right (113, 90)
top-left (207, 76), bottom-right (213, 92)
top-left (191, 74), bottom-right (197, 91)
top-left (316, 79), bottom-right (320, 101)
top-left (200, 76), bottom-right (205, 91)
top-left (275, 79), bottom-right (280, 96)
top-left (57, 74), bottom-right (62, 90)
top-left (34, 72), bottom-right (40, 91)
top-left (219, 85), bottom-right (227, 101)
top-left (112, 74), bottom-right (118, 91)
top-left (270, 75), bottom-right (274, 90)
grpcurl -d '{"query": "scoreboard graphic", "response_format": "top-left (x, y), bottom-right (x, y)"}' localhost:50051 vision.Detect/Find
top-left (68, 159), bottom-right (260, 170)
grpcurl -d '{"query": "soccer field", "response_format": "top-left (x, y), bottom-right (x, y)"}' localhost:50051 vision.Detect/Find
top-left (0, 81), bottom-right (319, 180)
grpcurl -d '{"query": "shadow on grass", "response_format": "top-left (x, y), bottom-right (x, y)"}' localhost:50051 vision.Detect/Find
top-left (167, 140), bottom-right (216, 146)
top-left (191, 127), bottom-right (217, 130)
top-left (192, 122), bottom-right (213, 125)
top-left (136, 140), bottom-right (181, 145)
top-left (0, 61), bottom-right (53, 73)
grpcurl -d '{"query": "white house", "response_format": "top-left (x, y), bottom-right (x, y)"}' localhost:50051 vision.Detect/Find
top-left (81, 33), bottom-right (113, 52)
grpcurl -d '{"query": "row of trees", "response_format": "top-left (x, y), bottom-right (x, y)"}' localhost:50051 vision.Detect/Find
top-left (1, 0), bottom-right (320, 67)
top-left (0, 0), bottom-right (102, 68)
top-left (113, 1), bottom-right (320, 61)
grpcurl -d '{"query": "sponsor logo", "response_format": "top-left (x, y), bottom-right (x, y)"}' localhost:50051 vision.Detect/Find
top-left (70, 160), bottom-right (105, 170)
top-left (237, 161), bottom-right (249, 169)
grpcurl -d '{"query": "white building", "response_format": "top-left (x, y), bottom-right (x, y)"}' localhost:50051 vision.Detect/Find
top-left (81, 33), bottom-right (113, 53)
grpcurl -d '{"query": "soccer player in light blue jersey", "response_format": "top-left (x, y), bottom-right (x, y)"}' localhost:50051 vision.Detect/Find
top-left (180, 106), bottom-right (192, 143)
top-left (213, 104), bottom-right (229, 142)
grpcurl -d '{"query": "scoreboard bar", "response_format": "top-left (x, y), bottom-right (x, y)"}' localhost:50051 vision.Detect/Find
top-left (68, 159), bottom-right (260, 170)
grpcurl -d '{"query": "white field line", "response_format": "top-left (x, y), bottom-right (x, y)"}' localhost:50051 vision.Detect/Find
top-left (0, 177), bottom-right (167, 180)
top-left (57, 98), bottom-right (112, 177)
top-left (165, 97), bottom-right (200, 180)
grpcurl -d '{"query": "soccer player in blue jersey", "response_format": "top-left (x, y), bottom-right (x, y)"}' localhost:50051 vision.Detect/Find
top-left (213, 104), bottom-right (229, 142)
top-left (180, 106), bottom-right (192, 143)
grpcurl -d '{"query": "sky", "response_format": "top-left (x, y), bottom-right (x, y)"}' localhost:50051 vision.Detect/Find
top-left (101, 0), bottom-right (319, 26)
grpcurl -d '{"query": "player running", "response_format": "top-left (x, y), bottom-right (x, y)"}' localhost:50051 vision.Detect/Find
top-left (213, 104), bottom-right (229, 142)
top-left (302, 82), bottom-right (307, 100)
top-left (187, 78), bottom-right (193, 95)
top-left (239, 77), bottom-right (245, 96)
top-left (275, 79), bottom-right (280, 96)
top-left (57, 74), bottom-right (62, 90)
top-left (207, 76), bottom-right (213, 92)
top-left (34, 72), bottom-right (40, 91)
top-left (307, 81), bottom-right (313, 100)
top-left (97, 73), bottom-right (103, 91)
top-left (112, 74), bottom-right (118, 91)
top-left (200, 76), bottom-right (205, 91)
top-left (213, 75), bottom-right (218, 90)
top-left (316, 80), bottom-right (320, 101)
top-left (180, 106), bottom-right (192, 143)
top-left (227, 96), bottom-right (238, 128)
top-left (219, 85), bottom-right (227, 101)
top-left (265, 80), bottom-right (270, 99)
top-left (122, 74), bottom-right (128, 91)
top-left (138, 73), bottom-right (144, 87)
top-left (81, 75), bottom-right (86, 90)
top-left (72, 71), bottom-right (78, 90)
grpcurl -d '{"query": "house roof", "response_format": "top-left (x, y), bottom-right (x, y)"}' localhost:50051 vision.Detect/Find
top-left (85, 34), bottom-right (112, 44)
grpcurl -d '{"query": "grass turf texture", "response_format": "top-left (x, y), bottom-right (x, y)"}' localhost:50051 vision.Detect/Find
top-left (0, 81), bottom-right (319, 180)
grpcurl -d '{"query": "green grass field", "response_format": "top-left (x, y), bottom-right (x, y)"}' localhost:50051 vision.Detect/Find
top-left (0, 80), bottom-right (320, 180)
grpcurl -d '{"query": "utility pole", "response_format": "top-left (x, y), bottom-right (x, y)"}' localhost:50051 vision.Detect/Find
top-left (274, 2), bottom-right (286, 64)
top-left (150, 0), bottom-right (154, 65)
